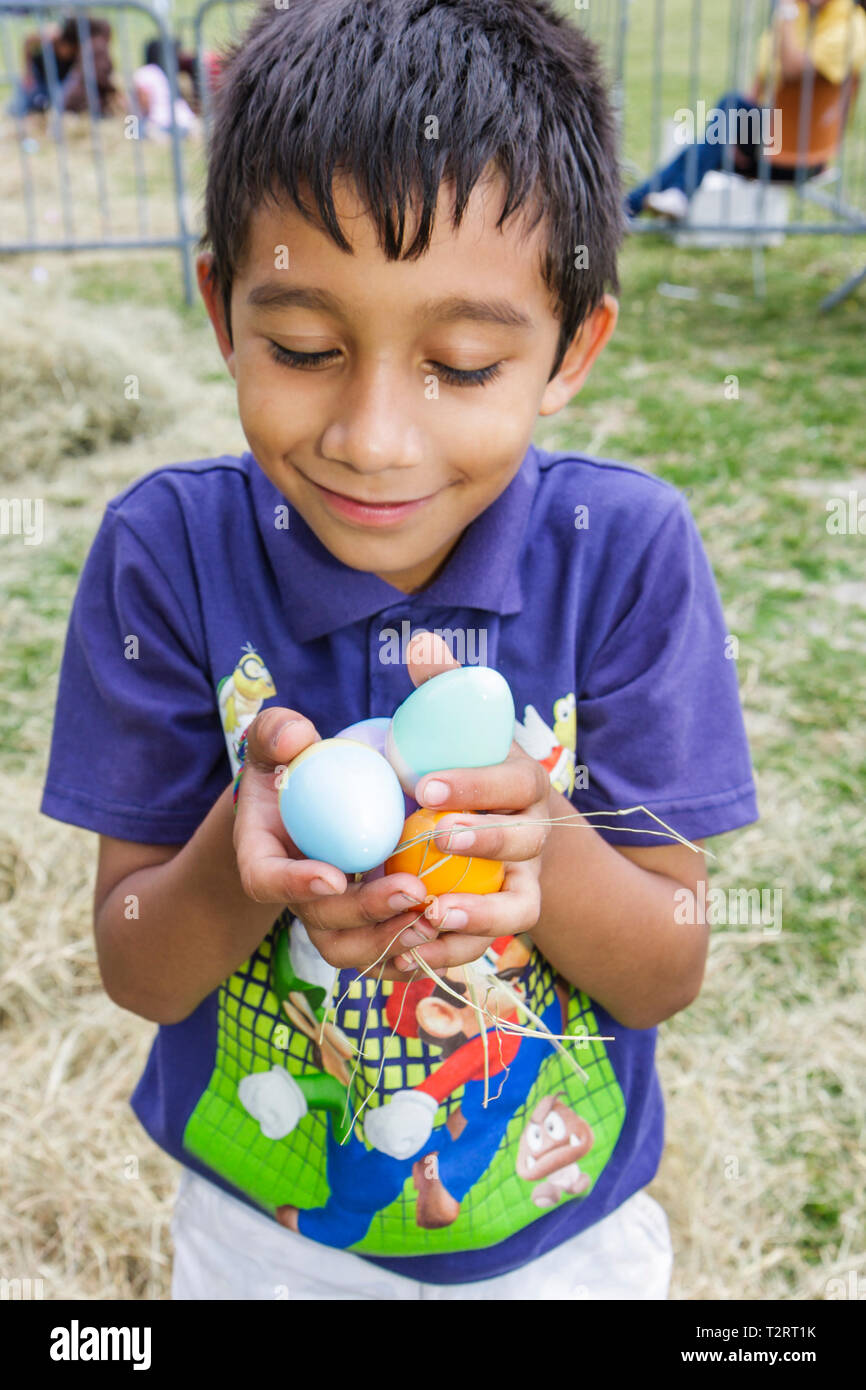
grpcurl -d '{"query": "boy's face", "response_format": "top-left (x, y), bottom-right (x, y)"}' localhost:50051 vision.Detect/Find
top-left (198, 173), bottom-right (616, 592)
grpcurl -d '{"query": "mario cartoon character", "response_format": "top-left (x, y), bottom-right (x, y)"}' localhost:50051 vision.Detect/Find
top-left (266, 936), bottom-right (575, 1248)
top-left (516, 1092), bottom-right (594, 1207)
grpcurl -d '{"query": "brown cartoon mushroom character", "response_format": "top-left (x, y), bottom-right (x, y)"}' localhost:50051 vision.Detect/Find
top-left (516, 1093), bottom-right (594, 1207)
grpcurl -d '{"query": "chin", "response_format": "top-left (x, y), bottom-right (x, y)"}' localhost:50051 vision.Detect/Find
top-left (324, 530), bottom-right (415, 576)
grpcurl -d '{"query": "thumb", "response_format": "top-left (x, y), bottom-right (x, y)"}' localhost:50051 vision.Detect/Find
top-left (406, 629), bottom-right (463, 689)
top-left (243, 707), bottom-right (321, 772)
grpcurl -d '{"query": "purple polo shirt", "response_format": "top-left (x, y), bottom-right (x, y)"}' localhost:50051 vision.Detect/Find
top-left (41, 443), bottom-right (758, 1283)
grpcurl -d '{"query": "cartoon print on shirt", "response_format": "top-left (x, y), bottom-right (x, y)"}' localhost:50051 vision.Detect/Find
top-left (274, 939), bottom-right (598, 1250)
top-left (516, 1093), bottom-right (594, 1207)
top-left (514, 692), bottom-right (577, 794)
top-left (216, 641), bottom-right (277, 774)
top-left (184, 679), bottom-right (626, 1257)
top-left (267, 937), bottom-right (547, 1246)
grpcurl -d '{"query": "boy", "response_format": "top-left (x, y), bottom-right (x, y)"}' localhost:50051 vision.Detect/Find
top-left (41, 0), bottom-right (758, 1300)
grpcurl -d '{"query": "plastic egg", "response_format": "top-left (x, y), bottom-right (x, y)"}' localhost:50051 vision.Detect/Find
top-left (335, 716), bottom-right (392, 751)
top-left (335, 718), bottom-right (418, 819)
top-left (278, 738), bottom-right (406, 873)
top-left (385, 666), bottom-right (515, 794)
top-left (385, 809), bottom-right (505, 896)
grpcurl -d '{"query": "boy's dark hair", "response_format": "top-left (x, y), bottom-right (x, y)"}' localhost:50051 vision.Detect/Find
top-left (199, 0), bottom-right (624, 381)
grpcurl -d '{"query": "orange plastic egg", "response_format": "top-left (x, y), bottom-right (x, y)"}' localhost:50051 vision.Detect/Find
top-left (385, 809), bottom-right (505, 896)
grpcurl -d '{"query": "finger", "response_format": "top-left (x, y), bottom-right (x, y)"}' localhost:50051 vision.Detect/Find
top-left (421, 862), bottom-right (541, 935)
top-left (306, 912), bottom-right (440, 971)
top-left (414, 749), bottom-right (549, 814)
top-left (406, 629), bottom-right (462, 688)
top-left (426, 809), bottom-right (550, 863)
top-left (244, 706), bottom-right (321, 772)
top-left (390, 934), bottom-right (493, 975)
top-left (235, 837), bottom-right (348, 902)
top-left (295, 871), bottom-right (433, 932)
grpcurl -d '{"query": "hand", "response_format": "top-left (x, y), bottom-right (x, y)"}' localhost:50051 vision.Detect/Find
top-left (233, 706), bottom-right (439, 976)
top-left (362, 1089), bottom-right (438, 1159)
top-left (386, 632), bottom-right (551, 973)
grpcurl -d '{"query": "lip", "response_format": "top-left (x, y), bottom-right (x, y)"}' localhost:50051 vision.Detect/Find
top-left (310, 479), bottom-right (440, 527)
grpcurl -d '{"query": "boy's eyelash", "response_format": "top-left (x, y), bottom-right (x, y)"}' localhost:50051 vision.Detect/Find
top-left (433, 361), bottom-right (504, 387)
top-left (268, 343), bottom-right (340, 371)
top-left (267, 341), bottom-right (504, 387)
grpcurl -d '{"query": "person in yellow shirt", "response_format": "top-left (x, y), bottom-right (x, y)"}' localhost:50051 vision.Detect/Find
top-left (626, 0), bottom-right (866, 220)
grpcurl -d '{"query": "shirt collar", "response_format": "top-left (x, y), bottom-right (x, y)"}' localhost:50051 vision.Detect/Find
top-left (249, 446), bottom-right (537, 643)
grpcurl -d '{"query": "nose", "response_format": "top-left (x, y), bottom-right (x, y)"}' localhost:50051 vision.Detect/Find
top-left (319, 358), bottom-right (424, 476)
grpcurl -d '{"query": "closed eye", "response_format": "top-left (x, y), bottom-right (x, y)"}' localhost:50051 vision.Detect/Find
top-left (268, 343), bottom-right (340, 370)
top-left (267, 341), bottom-right (504, 387)
top-left (431, 361), bottom-right (504, 387)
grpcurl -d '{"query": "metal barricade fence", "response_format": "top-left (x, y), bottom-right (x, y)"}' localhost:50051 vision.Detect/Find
top-left (611, 0), bottom-right (866, 241)
top-left (0, 0), bottom-right (196, 298)
top-left (2, 0), bottom-right (865, 305)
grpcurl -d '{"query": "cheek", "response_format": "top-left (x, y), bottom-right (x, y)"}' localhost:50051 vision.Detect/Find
top-left (457, 408), bottom-right (534, 479)
top-left (235, 356), bottom-right (307, 448)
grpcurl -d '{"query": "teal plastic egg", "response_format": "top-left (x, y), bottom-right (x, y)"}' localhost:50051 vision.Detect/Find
top-left (385, 666), bottom-right (515, 793)
top-left (278, 738), bottom-right (406, 873)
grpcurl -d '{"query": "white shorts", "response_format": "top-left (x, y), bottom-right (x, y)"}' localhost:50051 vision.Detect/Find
top-left (170, 1167), bottom-right (673, 1300)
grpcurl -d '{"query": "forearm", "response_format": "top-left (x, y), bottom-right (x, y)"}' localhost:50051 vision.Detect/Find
top-left (531, 790), bottom-right (708, 1030)
top-left (96, 784), bottom-right (280, 1025)
top-left (776, 12), bottom-right (808, 81)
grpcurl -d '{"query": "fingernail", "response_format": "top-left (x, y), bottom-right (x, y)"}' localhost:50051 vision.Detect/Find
top-left (388, 892), bottom-right (424, 910)
top-left (272, 718), bottom-right (300, 749)
top-left (447, 829), bottom-right (475, 852)
top-left (394, 954), bottom-right (414, 972)
top-left (440, 908), bottom-right (468, 930)
top-left (400, 925), bottom-right (436, 948)
top-left (419, 779), bottom-right (449, 806)
top-left (310, 877), bottom-right (340, 895)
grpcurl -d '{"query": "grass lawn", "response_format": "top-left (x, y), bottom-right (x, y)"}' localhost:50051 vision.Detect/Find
top-left (0, 0), bottom-right (864, 1301)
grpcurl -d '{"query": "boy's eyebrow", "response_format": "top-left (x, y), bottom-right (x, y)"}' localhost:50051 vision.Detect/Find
top-left (246, 282), bottom-right (533, 330)
top-left (419, 294), bottom-right (534, 330)
top-left (246, 284), bottom-right (343, 314)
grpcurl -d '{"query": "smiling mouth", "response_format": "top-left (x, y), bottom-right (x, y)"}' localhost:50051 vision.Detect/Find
top-left (306, 476), bottom-right (443, 527)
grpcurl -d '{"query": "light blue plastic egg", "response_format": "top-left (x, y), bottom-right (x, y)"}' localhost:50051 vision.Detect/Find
top-left (335, 718), bottom-right (418, 819)
top-left (385, 666), bottom-right (516, 794)
top-left (278, 738), bottom-right (407, 873)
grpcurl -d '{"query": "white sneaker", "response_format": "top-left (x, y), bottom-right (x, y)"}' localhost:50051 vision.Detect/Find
top-left (643, 188), bottom-right (690, 221)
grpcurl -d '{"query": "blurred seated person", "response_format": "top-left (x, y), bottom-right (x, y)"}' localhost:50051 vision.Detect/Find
top-left (626, 0), bottom-right (866, 220)
top-left (6, 17), bottom-right (80, 117)
top-left (61, 18), bottom-right (125, 118)
top-left (133, 38), bottom-right (198, 138)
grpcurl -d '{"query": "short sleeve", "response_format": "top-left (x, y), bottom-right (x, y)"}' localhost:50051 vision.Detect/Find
top-left (810, 13), bottom-right (866, 85)
top-left (572, 494), bottom-right (758, 848)
top-left (40, 505), bottom-right (229, 843)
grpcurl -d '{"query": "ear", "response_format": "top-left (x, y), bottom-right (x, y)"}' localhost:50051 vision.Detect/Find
top-left (415, 998), bottom-right (464, 1039)
top-left (538, 293), bottom-right (618, 417)
top-left (196, 252), bottom-right (236, 380)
